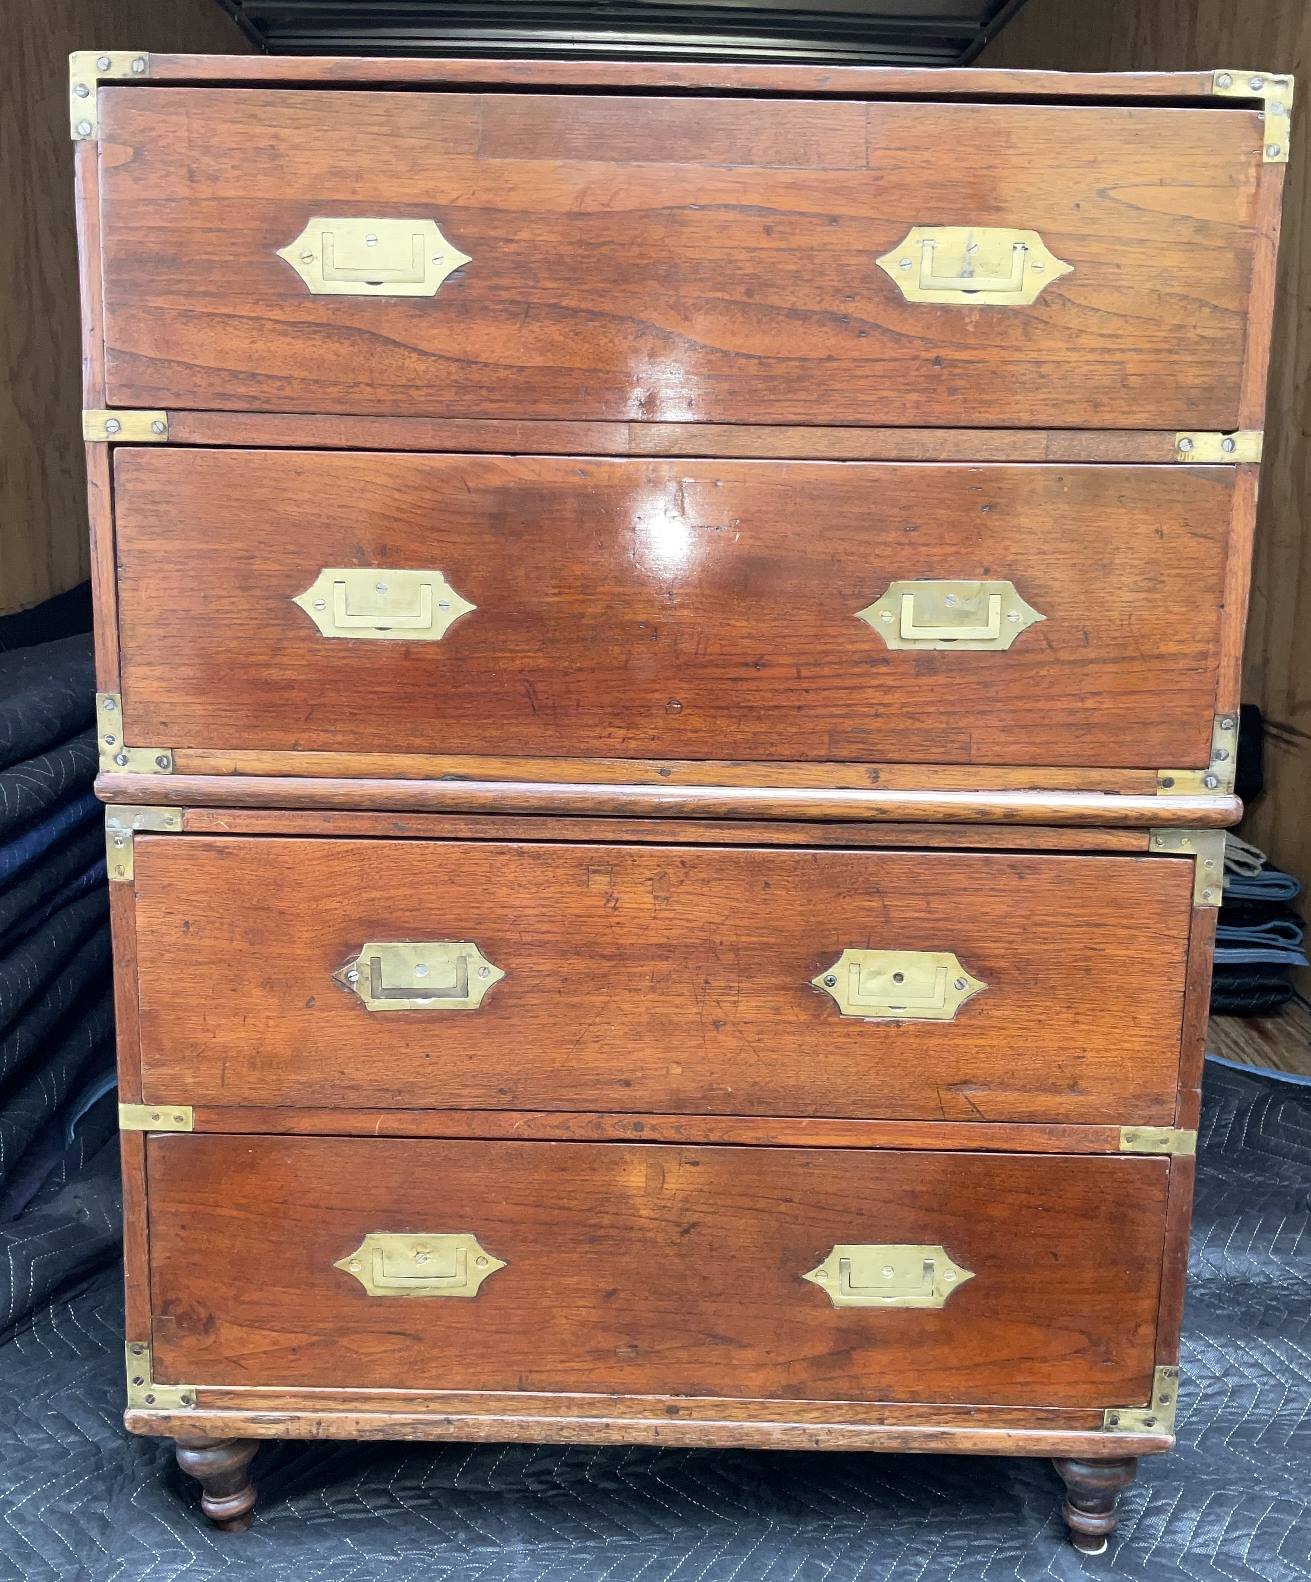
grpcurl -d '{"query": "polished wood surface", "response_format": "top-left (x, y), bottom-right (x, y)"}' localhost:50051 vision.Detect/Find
top-left (166, 413), bottom-right (1184, 462)
top-left (100, 770), bottom-right (1243, 828)
top-left (178, 807), bottom-right (1152, 850)
top-left (114, 451), bottom-right (1235, 769)
top-left (132, 835), bottom-right (1192, 1121)
top-left (99, 91), bottom-right (1262, 427)
top-left (146, 1135), bottom-right (1167, 1405)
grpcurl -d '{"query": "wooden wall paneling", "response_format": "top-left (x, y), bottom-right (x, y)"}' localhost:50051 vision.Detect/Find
top-left (982, 0), bottom-right (1311, 987)
top-left (1, 0), bottom-right (250, 619)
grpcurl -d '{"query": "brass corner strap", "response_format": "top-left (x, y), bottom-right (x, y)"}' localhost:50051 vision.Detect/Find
top-left (118, 1103), bottom-right (194, 1133)
top-left (106, 805), bottom-right (183, 882)
top-left (97, 693), bottom-right (173, 775)
top-left (1118, 1127), bottom-right (1198, 1157)
top-left (1174, 431), bottom-right (1263, 463)
top-left (70, 51), bottom-right (149, 140)
top-left (1148, 829), bottom-right (1226, 907)
top-left (1158, 714), bottom-right (1237, 797)
top-left (1104, 1365), bottom-right (1180, 1435)
top-left (83, 410), bottom-right (168, 443)
top-left (1212, 70), bottom-right (1295, 163)
top-left (125, 1342), bottom-right (195, 1410)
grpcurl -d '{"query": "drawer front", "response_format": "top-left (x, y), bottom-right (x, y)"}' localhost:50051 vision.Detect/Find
top-left (145, 1135), bottom-right (1166, 1405)
top-left (132, 835), bottom-right (1192, 1123)
top-left (113, 450), bottom-right (1234, 771)
top-left (98, 89), bottom-right (1263, 428)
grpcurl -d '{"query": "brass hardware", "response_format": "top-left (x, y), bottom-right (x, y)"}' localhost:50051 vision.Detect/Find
top-left (277, 217), bottom-right (471, 297)
top-left (293, 568), bottom-right (476, 642)
top-left (97, 693), bottom-right (173, 775)
top-left (334, 1232), bottom-right (506, 1298)
top-left (1157, 715), bottom-right (1238, 797)
top-left (105, 805), bottom-right (183, 882)
top-left (334, 941), bottom-right (505, 1012)
top-left (82, 409), bottom-right (168, 443)
top-left (1149, 830), bottom-right (1227, 907)
top-left (1174, 430), bottom-right (1263, 463)
top-left (812, 949), bottom-right (985, 1022)
top-left (856, 580), bottom-right (1044, 652)
top-left (1104, 1365), bottom-right (1181, 1434)
top-left (1118, 1127), bottom-right (1198, 1157)
top-left (125, 1342), bottom-right (195, 1410)
top-left (1212, 71), bottom-right (1295, 162)
top-left (877, 227), bottom-right (1072, 306)
top-left (803, 1244), bottom-right (974, 1309)
top-left (118, 1103), bottom-right (194, 1133)
top-left (70, 51), bottom-right (149, 140)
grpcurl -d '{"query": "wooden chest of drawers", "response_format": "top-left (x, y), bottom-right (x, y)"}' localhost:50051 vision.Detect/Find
top-left (75, 52), bottom-right (1291, 1554)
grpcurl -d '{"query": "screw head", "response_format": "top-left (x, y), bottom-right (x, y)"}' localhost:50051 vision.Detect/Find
top-left (300, 250), bottom-right (314, 262)
top-left (823, 974), bottom-right (837, 988)
top-left (114, 751), bottom-right (128, 767)
top-left (104, 418), bottom-right (121, 434)
top-left (1216, 73), bottom-right (1232, 88)
top-left (313, 598), bottom-right (326, 610)
top-left (345, 969), bottom-right (359, 983)
top-left (97, 55), bottom-right (112, 70)
top-left (131, 57), bottom-right (146, 73)
top-left (1250, 76), bottom-right (1265, 90)
top-left (103, 696), bottom-right (116, 710)
top-left (104, 734), bottom-right (117, 747)
top-left (476, 1255), bottom-right (489, 1268)
top-left (75, 83), bottom-right (90, 97)
top-left (478, 966), bottom-right (490, 979)
top-left (954, 978), bottom-right (967, 991)
top-left (76, 120), bottom-right (93, 137)
top-left (1219, 715), bottom-right (1236, 729)
top-left (899, 258), bottom-right (912, 271)
top-left (1204, 773), bottom-right (1220, 789)
top-left (1267, 145), bottom-right (1283, 158)
top-left (154, 754), bottom-right (170, 769)
top-left (414, 963), bottom-right (429, 977)
top-left (150, 419), bottom-right (166, 435)
top-left (365, 233), bottom-right (378, 246)
top-left (1177, 436), bottom-right (1194, 452)
top-left (1221, 436), bottom-right (1236, 452)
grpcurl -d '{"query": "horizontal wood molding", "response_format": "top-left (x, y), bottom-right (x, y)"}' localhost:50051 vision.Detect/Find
top-left (100, 772), bottom-right (1241, 828)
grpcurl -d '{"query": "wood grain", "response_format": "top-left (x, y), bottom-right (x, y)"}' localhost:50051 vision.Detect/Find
top-left (113, 451), bottom-right (1235, 769)
top-left (131, 835), bottom-right (1193, 1122)
top-left (99, 770), bottom-right (1243, 828)
top-left (98, 90), bottom-right (1262, 427)
top-left (125, 1406), bottom-right (1172, 1457)
top-left (163, 413), bottom-right (1183, 463)
top-left (981, 0), bottom-right (1311, 995)
top-left (0, 1), bottom-right (249, 617)
top-left (177, 807), bottom-right (1152, 851)
top-left (145, 1135), bottom-right (1167, 1405)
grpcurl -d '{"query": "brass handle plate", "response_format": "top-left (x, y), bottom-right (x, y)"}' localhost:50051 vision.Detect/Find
top-left (293, 568), bottom-right (475, 641)
top-left (334, 941), bottom-right (505, 1012)
top-left (812, 949), bottom-right (985, 1022)
top-left (803, 1244), bottom-right (974, 1308)
top-left (334, 1233), bottom-right (506, 1298)
top-left (876, 227), bottom-right (1071, 306)
top-left (277, 216), bottom-right (471, 297)
top-left (857, 580), bottom-right (1044, 651)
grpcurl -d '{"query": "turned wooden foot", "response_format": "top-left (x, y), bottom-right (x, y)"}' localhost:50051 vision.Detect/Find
top-left (1051, 1457), bottom-right (1138, 1555)
top-left (174, 1438), bottom-right (260, 1531)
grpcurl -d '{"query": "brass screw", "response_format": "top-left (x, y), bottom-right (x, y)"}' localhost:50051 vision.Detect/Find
top-left (104, 418), bottom-right (121, 434)
top-left (131, 57), bottom-right (147, 73)
top-left (155, 755), bottom-right (170, 769)
top-left (97, 55), bottom-right (112, 70)
top-left (1216, 73), bottom-right (1233, 88)
top-left (150, 420), bottom-right (166, 435)
top-left (76, 121), bottom-right (93, 137)
top-left (75, 83), bottom-right (90, 98)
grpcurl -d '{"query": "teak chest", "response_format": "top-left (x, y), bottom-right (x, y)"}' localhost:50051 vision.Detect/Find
top-left (75, 51), bottom-right (1292, 1553)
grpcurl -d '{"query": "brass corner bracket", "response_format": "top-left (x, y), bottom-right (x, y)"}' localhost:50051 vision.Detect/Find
top-left (1157, 714), bottom-right (1237, 797)
top-left (1212, 70), bottom-right (1295, 162)
top-left (70, 51), bottom-right (149, 140)
top-left (1118, 1126), bottom-right (1198, 1157)
top-left (118, 1103), bottom-right (194, 1133)
top-left (125, 1342), bottom-right (195, 1410)
top-left (105, 805), bottom-right (184, 882)
top-left (1148, 829), bottom-right (1226, 907)
top-left (83, 410), bottom-right (168, 443)
top-left (97, 693), bottom-right (174, 775)
top-left (1104, 1365), bottom-right (1180, 1435)
top-left (1174, 430), bottom-right (1263, 463)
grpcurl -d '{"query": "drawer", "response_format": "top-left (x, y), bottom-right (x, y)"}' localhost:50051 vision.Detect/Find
top-left (112, 450), bottom-right (1237, 774)
top-left (144, 1135), bottom-right (1166, 1407)
top-left (97, 89), bottom-right (1264, 429)
top-left (130, 833), bottom-right (1194, 1124)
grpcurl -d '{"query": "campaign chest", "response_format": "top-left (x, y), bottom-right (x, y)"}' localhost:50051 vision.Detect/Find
top-left (74, 52), bottom-right (1291, 1553)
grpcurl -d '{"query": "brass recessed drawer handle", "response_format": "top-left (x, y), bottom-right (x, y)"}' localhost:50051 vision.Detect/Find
top-left (293, 567), bottom-right (475, 641)
top-left (857, 579), bottom-right (1044, 651)
top-left (334, 941), bottom-right (505, 1012)
top-left (335, 1233), bottom-right (506, 1298)
top-left (812, 949), bottom-right (985, 1021)
top-left (803, 1244), bottom-right (975, 1309)
top-left (876, 226), bottom-right (1071, 306)
top-left (277, 216), bottom-right (471, 298)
